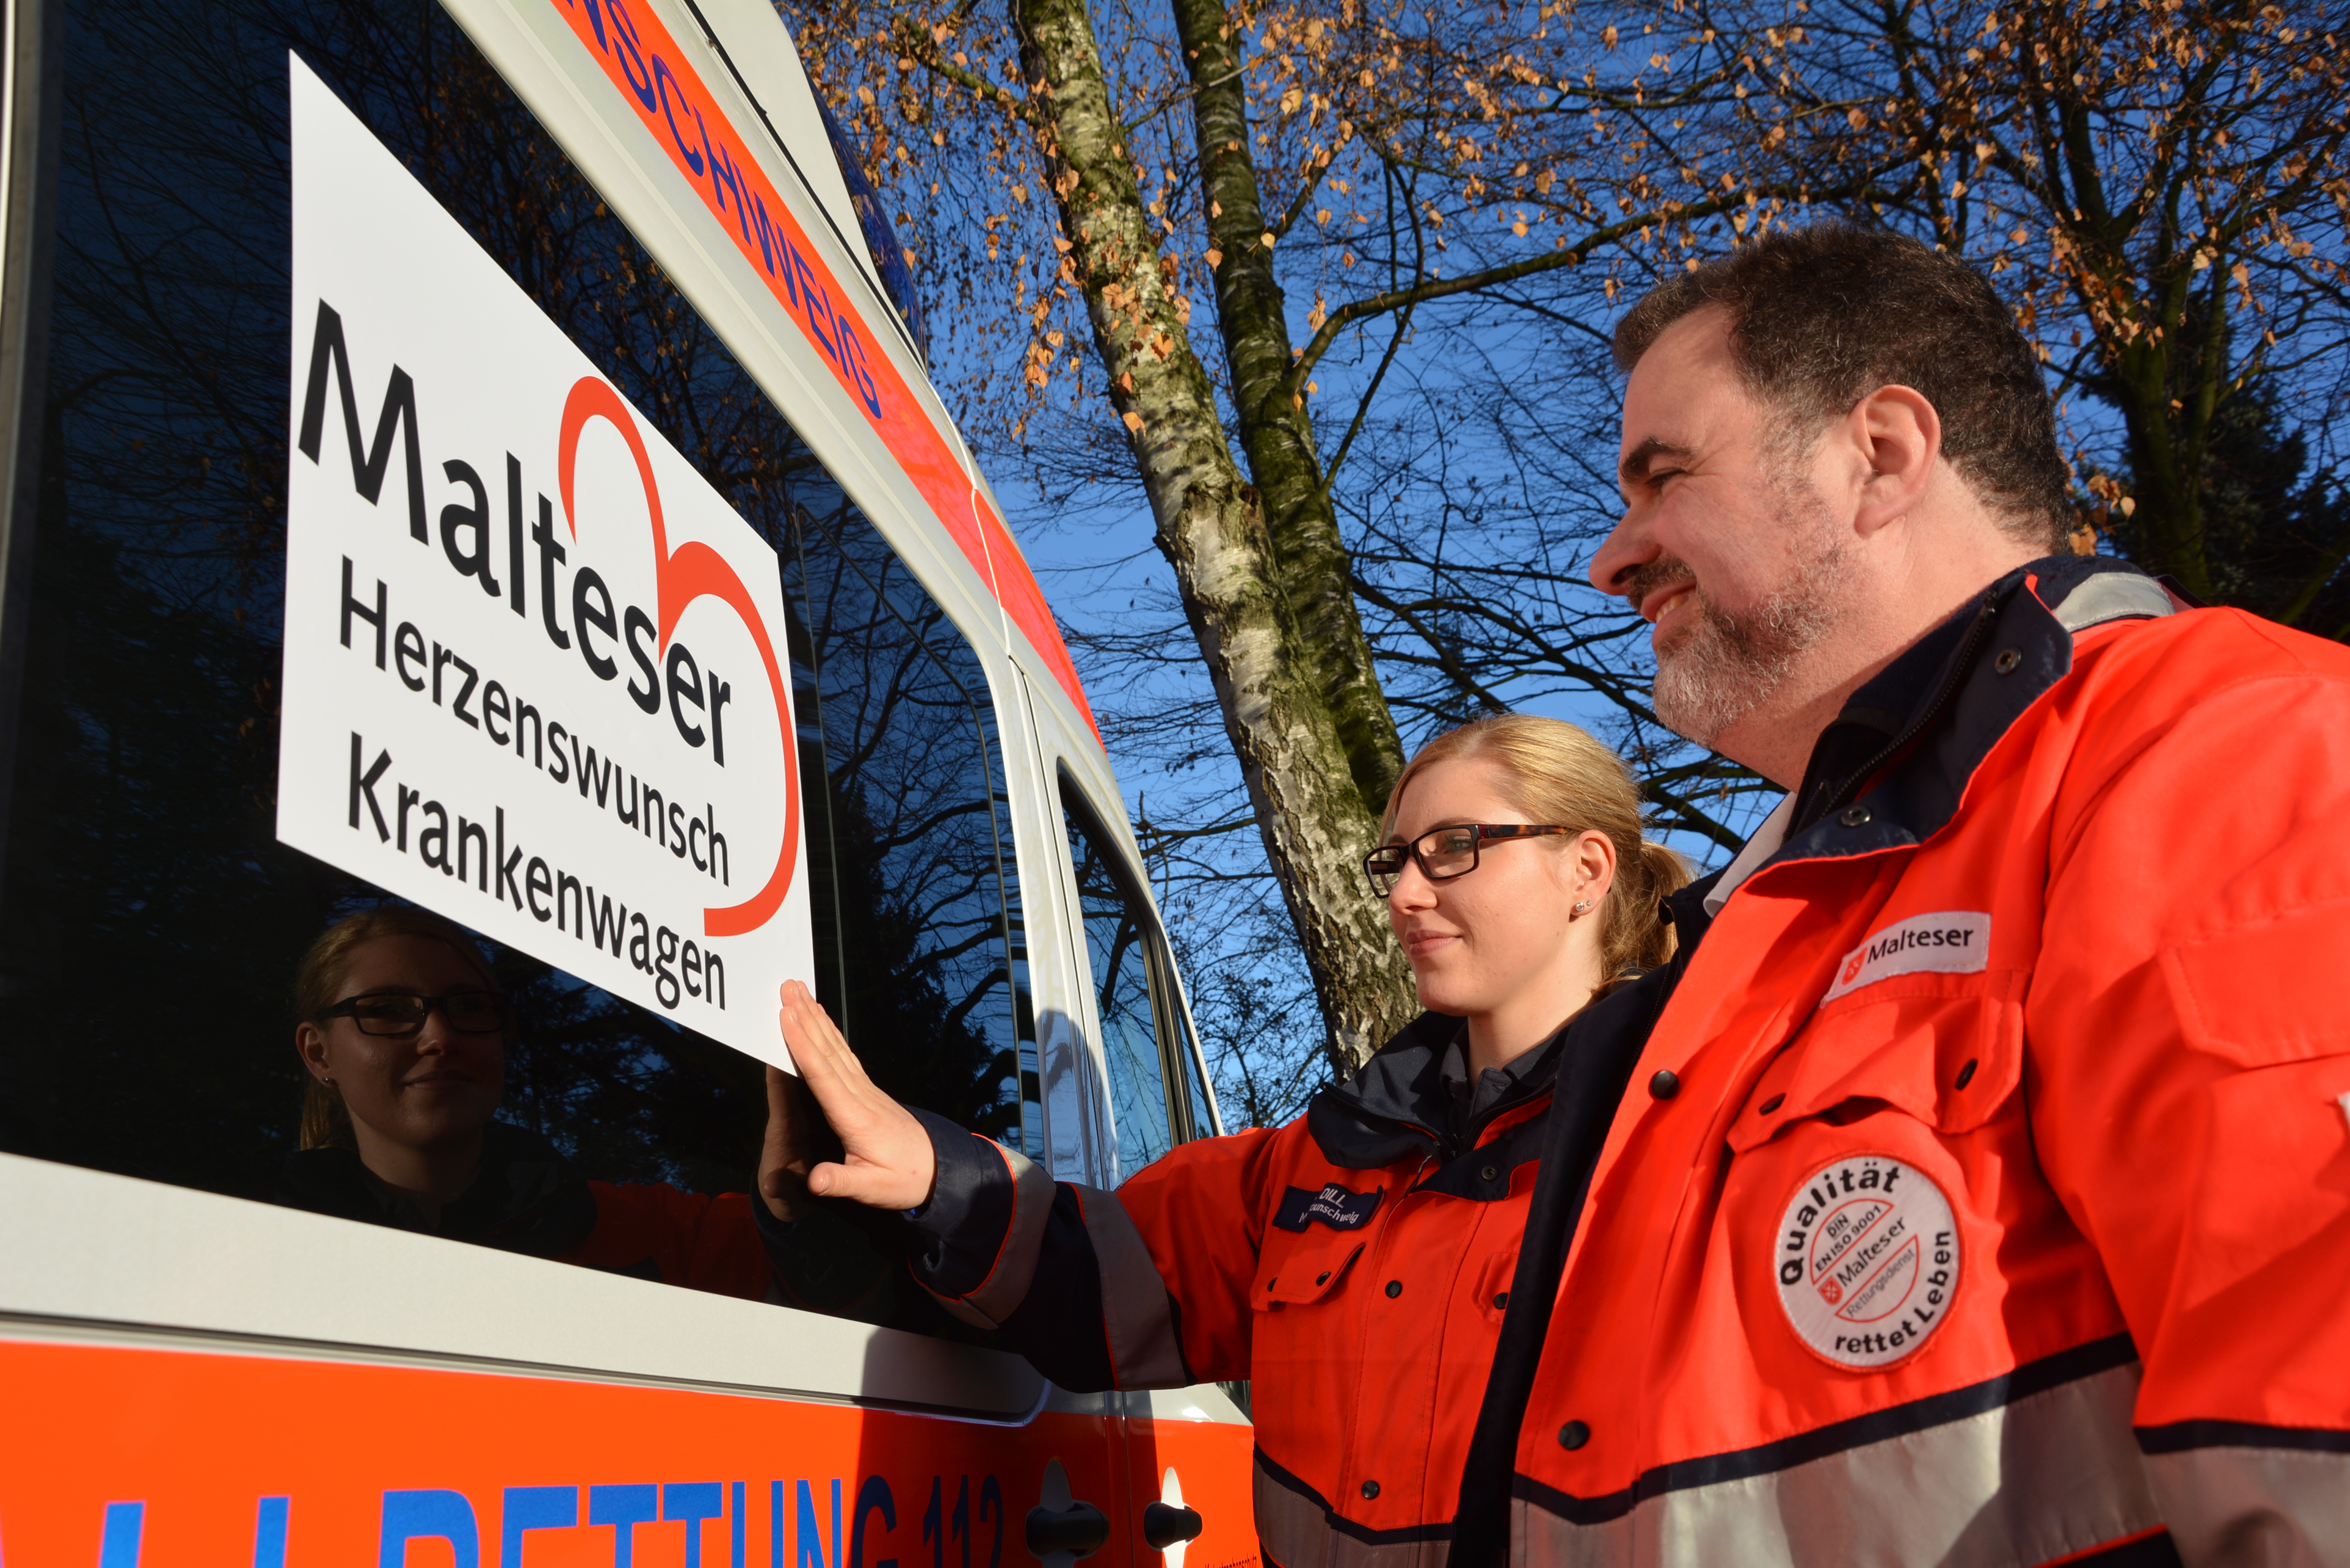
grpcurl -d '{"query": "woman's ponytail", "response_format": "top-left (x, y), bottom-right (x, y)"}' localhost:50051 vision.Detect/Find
top-left (1607, 837), bottom-right (1693, 977)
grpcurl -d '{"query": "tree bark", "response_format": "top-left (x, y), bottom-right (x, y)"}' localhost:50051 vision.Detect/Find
top-left (1010, 0), bottom-right (1419, 1066)
top-left (1161, 0), bottom-right (1406, 825)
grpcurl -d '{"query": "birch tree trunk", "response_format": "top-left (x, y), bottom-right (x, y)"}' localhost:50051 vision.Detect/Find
top-left (1011, 0), bottom-right (1419, 1067)
top-left (1161, 0), bottom-right (1405, 825)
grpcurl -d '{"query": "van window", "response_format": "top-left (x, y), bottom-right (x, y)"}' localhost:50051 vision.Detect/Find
top-left (1059, 784), bottom-right (1204, 1179)
top-left (785, 500), bottom-right (1034, 1149)
top-left (0, 0), bottom-right (1033, 1295)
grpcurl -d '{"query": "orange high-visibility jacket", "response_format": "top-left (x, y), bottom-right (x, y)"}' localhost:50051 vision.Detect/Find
top-left (1452, 557), bottom-right (2350, 1568)
top-left (897, 1004), bottom-right (1655, 1568)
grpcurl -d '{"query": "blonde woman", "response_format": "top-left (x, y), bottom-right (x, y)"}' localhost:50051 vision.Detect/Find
top-left (760, 717), bottom-right (1689, 1567)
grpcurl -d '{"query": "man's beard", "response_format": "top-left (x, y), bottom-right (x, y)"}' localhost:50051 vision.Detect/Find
top-left (1632, 484), bottom-right (1849, 749)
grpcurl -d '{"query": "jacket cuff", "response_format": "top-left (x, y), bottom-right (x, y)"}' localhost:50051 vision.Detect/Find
top-left (904, 1107), bottom-right (1020, 1297)
top-left (903, 1108), bottom-right (1058, 1328)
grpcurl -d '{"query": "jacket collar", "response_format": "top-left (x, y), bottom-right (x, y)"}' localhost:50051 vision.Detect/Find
top-left (1307, 1009), bottom-right (1570, 1169)
top-left (1746, 555), bottom-right (2177, 884)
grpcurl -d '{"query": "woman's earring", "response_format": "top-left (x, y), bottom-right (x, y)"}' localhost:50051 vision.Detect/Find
top-left (1572, 900), bottom-right (1593, 916)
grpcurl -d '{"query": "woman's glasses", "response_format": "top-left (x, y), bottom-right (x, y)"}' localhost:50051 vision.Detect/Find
top-left (318, 989), bottom-right (509, 1037)
top-left (1364, 824), bottom-right (1580, 897)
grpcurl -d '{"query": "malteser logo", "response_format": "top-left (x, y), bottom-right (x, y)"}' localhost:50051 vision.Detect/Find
top-left (1773, 1154), bottom-right (1961, 1369)
top-left (1821, 911), bottom-right (1991, 1005)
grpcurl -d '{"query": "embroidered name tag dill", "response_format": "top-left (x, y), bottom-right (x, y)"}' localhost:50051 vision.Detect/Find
top-left (1821, 912), bottom-right (1992, 1005)
top-left (1273, 1183), bottom-right (1384, 1232)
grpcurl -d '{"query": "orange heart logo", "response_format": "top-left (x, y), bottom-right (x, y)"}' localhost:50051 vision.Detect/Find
top-left (556, 377), bottom-right (798, 939)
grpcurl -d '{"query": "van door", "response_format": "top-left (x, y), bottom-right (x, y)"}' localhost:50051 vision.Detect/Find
top-left (0, 0), bottom-right (1150, 1562)
top-left (1048, 764), bottom-right (1257, 1568)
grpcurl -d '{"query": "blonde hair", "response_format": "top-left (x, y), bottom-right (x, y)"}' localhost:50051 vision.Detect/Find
top-left (294, 906), bottom-right (498, 1150)
top-left (1383, 715), bottom-right (1690, 982)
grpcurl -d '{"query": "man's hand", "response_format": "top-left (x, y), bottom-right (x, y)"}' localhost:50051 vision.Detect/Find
top-left (769, 980), bottom-right (938, 1212)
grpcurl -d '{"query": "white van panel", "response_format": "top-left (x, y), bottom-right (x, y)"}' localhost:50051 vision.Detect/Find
top-left (0, 1152), bottom-right (1046, 1418)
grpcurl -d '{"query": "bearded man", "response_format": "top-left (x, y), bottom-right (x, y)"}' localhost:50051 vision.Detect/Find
top-left (1446, 225), bottom-right (2350, 1567)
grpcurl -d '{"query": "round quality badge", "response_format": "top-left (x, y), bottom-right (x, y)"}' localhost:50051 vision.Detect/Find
top-left (1774, 1154), bottom-right (1961, 1369)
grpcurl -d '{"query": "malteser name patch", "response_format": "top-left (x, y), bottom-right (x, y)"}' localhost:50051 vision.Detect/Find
top-left (1775, 1155), bottom-right (1960, 1369)
top-left (1272, 1183), bottom-right (1383, 1232)
top-left (1821, 911), bottom-right (1991, 1005)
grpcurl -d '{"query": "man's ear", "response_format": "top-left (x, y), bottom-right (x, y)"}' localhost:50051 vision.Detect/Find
top-left (1847, 384), bottom-right (1941, 539)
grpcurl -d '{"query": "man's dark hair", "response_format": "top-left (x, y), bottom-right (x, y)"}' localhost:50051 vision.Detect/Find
top-left (1613, 224), bottom-right (2072, 551)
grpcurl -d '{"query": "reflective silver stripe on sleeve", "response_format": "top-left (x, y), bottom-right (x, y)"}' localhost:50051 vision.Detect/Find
top-left (1516, 1358), bottom-right (2162, 1568)
top-left (937, 1142), bottom-right (1058, 1330)
top-left (2145, 1446), bottom-right (2350, 1566)
top-left (1254, 1454), bottom-right (1450, 1568)
top-left (1069, 1183), bottom-right (1188, 1388)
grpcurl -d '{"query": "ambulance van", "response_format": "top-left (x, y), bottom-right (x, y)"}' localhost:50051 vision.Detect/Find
top-left (0, 0), bottom-right (1254, 1563)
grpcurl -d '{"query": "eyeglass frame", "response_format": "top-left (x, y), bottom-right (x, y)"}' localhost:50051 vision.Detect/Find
top-left (315, 987), bottom-right (511, 1037)
top-left (1363, 823), bottom-right (1583, 897)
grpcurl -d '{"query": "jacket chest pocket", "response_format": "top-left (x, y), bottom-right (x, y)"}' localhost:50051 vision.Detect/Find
top-left (1727, 969), bottom-right (2029, 1153)
top-left (1722, 972), bottom-right (2034, 1374)
top-left (1251, 1227), bottom-right (1370, 1311)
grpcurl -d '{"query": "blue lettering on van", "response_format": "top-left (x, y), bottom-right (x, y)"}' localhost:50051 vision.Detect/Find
top-left (252, 1497), bottom-right (291, 1568)
top-left (381, 1491), bottom-right (479, 1568)
top-left (501, 1486), bottom-right (578, 1568)
top-left (589, 1486), bottom-right (659, 1568)
top-left (796, 1481), bottom-right (841, 1568)
top-left (601, 0), bottom-right (658, 111)
top-left (704, 132), bottom-right (752, 250)
top-left (558, 0), bottom-right (886, 420)
top-left (98, 1502), bottom-right (146, 1568)
top-left (651, 57), bottom-right (705, 176)
top-left (848, 1478), bottom-right (894, 1568)
top-left (663, 1484), bottom-right (724, 1568)
top-left (748, 191), bottom-right (780, 276)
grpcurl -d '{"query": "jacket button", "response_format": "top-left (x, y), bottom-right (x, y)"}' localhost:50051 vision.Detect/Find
top-left (1558, 1421), bottom-right (1590, 1450)
top-left (1316, 1272), bottom-right (1331, 1285)
top-left (1649, 1069), bottom-right (1679, 1100)
top-left (1361, 1481), bottom-right (1380, 1500)
top-left (1995, 647), bottom-right (2023, 674)
top-left (1481, 1164), bottom-right (1500, 1182)
top-left (1955, 1057), bottom-right (1979, 1090)
top-left (1493, 1292), bottom-right (1510, 1309)
top-left (1385, 1280), bottom-right (1402, 1298)
top-left (1839, 805), bottom-right (1872, 828)
top-left (1759, 1094), bottom-right (1785, 1115)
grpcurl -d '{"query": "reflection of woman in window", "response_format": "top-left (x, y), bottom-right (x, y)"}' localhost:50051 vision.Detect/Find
top-left (765, 717), bottom-right (1692, 1567)
top-left (283, 907), bottom-right (778, 1299)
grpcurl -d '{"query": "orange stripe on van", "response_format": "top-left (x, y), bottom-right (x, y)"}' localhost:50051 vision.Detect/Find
top-left (549, 0), bottom-right (1099, 742)
top-left (0, 1338), bottom-right (1257, 1568)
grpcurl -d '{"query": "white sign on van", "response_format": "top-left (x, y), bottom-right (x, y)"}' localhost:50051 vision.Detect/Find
top-left (278, 56), bottom-right (810, 1069)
